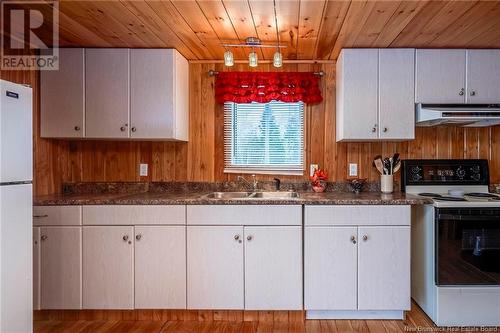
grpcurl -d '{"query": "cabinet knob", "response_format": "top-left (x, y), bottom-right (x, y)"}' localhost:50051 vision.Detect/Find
top-left (123, 235), bottom-right (129, 242)
top-left (120, 126), bottom-right (126, 132)
top-left (41, 235), bottom-right (48, 241)
top-left (131, 127), bottom-right (137, 133)
top-left (371, 127), bottom-right (377, 133)
top-left (383, 127), bottom-right (388, 133)
top-left (135, 234), bottom-right (142, 241)
top-left (363, 235), bottom-right (368, 241)
top-left (350, 236), bottom-right (356, 244)
top-left (247, 235), bottom-right (253, 241)
top-left (234, 234), bottom-right (240, 240)
top-left (74, 126), bottom-right (81, 131)
top-left (459, 88), bottom-right (464, 96)
top-left (470, 90), bottom-right (476, 96)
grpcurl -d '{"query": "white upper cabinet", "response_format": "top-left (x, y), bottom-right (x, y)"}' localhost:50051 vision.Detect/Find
top-left (466, 50), bottom-right (500, 103)
top-left (336, 49), bottom-right (415, 141)
top-left (85, 49), bottom-right (130, 139)
top-left (336, 49), bottom-right (379, 141)
top-left (41, 48), bottom-right (85, 138)
top-left (415, 49), bottom-right (466, 104)
top-left (41, 48), bottom-right (188, 140)
top-left (130, 49), bottom-right (189, 140)
top-left (379, 49), bottom-right (415, 140)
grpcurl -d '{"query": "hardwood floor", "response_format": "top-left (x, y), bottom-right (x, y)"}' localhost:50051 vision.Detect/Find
top-left (35, 301), bottom-right (484, 333)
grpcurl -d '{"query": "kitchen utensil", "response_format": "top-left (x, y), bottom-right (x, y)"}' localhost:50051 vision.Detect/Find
top-left (373, 155), bottom-right (384, 174)
top-left (383, 158), bottom-right (391, 174)
top-left (393, 161), bottom-right (401, 173)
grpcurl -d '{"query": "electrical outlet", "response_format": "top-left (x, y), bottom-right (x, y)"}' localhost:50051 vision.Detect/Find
top-left (349, 163), bottom-right (358, 177)
top-left (139, 163), bottom-right (148, 177)
top-left (310, 164), bottom-right (319, 177)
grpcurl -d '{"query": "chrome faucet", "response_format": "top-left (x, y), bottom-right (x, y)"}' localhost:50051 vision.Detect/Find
top-left (237, 175), bottom-right (258, 191)
top-left (273, 178), bottom-right (281, 191)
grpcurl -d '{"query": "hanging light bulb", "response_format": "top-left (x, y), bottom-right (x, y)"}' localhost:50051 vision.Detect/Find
top-left (273, 51), bottom-right (282, 68)
top-left (224, 50), bottom-right (234, 67)
top-left (248, 49), bottom-right (258, 67)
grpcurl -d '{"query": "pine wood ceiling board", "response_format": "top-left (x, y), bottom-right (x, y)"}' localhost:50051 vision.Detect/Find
top-left (118, 1), bottom-right (197, 59)
top-left (429, 1), bottom-right (500, 48)
top-left (352, 1), bottom-right (402, 47)
top-left (314, 0), bottom-right (350, 59)
top-left (466, 21), bottom-right (500, 48)
top-left (170, 0), bottom-right (224, 59)
top-left (196, 1), bottom-right (246, 59)
top-left (391, 0), bottom-right (478, 47)
top-left (329, 1), bottom-right (377, 60)
top-left (247, 0), bottom-right (299, 59)
top-left (57, 6), bottom-right (113, 47)
top-left (145, 1), bottom-right (212, 59)
top-left (222, 0), bottom-right (265, 59)
top-left (370, 0), bottom-right (430, 47)
top-left (297, 0), bottom-right (326, 59)
top-left (58, 1), bottom-right (148, 47)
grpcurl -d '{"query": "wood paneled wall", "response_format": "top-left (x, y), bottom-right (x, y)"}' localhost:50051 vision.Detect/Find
top-left (1, 63), bottom-right (499, 196)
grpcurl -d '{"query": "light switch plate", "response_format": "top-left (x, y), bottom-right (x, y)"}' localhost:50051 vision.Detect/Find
top-left (139, 163), bottom-right (148, 177)
top-left (349, 163), bottom-right (358, 177)
top-left (310, 164), bottom-right (319, 177)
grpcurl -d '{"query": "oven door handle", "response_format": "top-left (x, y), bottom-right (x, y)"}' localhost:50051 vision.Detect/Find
top-left (438, 214), bottom-right (500, 221)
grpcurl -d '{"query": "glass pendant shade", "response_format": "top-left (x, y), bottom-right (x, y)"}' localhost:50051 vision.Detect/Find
top-left (248, 50), bottom-right (258, 67)
top-left (224, 50), bottom-right (234, 67)
top-left (273, 51), bottom-right (283, 68)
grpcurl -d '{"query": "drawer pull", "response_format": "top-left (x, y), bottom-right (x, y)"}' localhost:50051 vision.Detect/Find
top-left (33, 215), bottom-right (48, 218)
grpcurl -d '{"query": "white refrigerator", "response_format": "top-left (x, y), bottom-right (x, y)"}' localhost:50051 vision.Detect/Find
top-left (0, 79), bottom-right (33, 333)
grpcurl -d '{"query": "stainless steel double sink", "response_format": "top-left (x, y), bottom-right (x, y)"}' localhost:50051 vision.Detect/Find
top-left (202, 191), bottom-right (300, 200)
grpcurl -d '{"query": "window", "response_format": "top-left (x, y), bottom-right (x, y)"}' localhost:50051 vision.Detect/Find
top-left (224, 101), bottom-right (304, 175)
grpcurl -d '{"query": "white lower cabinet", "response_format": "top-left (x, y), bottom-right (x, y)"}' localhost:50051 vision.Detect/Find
top-left (304, 206), bottom-right (411, 314)
top-left (357, 226), bottom-right (410, 311)
top-left (244, 226), bottom-right (302, 310)
top-left (40, 227), bottom-right (82, 309)
top-left (135, 226), bottom-right (186, 309)
top-left (33, 227), bottom-right (40, 311)
top-left (83, 226), bottom-right (135, 309)
top-left (187, 226), bottom-right (244, 309)
top-left (305, 226), bottom-right (358, 310)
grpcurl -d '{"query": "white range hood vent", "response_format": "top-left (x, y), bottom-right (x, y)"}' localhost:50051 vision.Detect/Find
top-left (416, 103), bottom-right (500, 127)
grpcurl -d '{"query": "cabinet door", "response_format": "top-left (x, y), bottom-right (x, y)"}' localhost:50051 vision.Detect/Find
top-left (358, 226), bottom-right (410, 311)
top-left (466, 50), bottom-right (500, 103)
top-left (135, 226), bottom-right (186, 309)
top-left (379, 49), bottom-right (415, 140)
top-left (336, 49), bottom-right (378, 141)
top-left (415, 49), bottom-right (466, 103)
top-left (187, 226), bottom-right (244, 309)
top-left (40, 227), bottom-right (82, 309)
top-left (41, 48), bottom-right (85, 138)
top-left (85, 49), bottom-right (130, 138)
top-left (305, 227), bottom-right (357, 310)
top-left (83, 226), bottom-right (134, 309)
top-left (33, 227), bottom-right (40, 311)
top-left (130, 49), bottom-right (174, 139)
top-left (244, 226), bottom-right (302, 310)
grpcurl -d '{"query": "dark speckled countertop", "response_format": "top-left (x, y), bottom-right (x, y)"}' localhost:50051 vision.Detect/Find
top-left (33, 183), bottom-right (430, 206)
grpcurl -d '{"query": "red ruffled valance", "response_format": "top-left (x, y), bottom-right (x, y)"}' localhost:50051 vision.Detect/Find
top-left (215, 72), bottom-right (323, 104)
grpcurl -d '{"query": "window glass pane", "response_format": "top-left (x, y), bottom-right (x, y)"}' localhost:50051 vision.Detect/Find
top-left (224, 101), bottom-right (304, 175)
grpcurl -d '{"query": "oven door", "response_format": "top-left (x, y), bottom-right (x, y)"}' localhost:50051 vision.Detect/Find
top-left (436, 207), bottom-right (500, 285)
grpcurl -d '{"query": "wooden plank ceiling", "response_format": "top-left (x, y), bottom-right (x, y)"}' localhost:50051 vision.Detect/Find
top-left (41, 0), bottom-right (500, 60)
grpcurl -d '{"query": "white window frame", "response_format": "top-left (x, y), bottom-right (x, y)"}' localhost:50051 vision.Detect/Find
top-left (223, 101), bottom-right (305, 176)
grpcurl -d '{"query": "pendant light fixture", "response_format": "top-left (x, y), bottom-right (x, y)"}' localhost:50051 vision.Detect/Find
top-left (224, 49), bottom-right (234, 67)
top-left (273, 0), bottom-right (283, 68)
top-left (249, 48), bottom-right (258, 67)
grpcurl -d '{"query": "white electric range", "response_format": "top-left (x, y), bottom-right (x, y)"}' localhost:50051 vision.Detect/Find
top-left (403, 159), bottom-right (500, 327)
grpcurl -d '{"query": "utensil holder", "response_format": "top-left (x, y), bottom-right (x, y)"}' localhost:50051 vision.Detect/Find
top-left (381, 174), bottom-right (394, 193)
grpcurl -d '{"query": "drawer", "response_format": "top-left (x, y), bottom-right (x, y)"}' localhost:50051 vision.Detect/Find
top-left (187, 205), bottom-right (302, 226)
top-left (304, 205), bottom-right (410, 226)
top-left (33, 206), bottom-right (82, 226)
top-left (83, 205), bottom-right (185, 225)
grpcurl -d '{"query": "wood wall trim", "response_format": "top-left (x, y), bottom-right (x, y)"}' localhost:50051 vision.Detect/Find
top-left (34, 309), bottom-right (305, 323)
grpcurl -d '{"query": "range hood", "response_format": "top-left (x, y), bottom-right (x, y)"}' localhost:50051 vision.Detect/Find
top-left (416, 104), bottom-right (500, 127)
